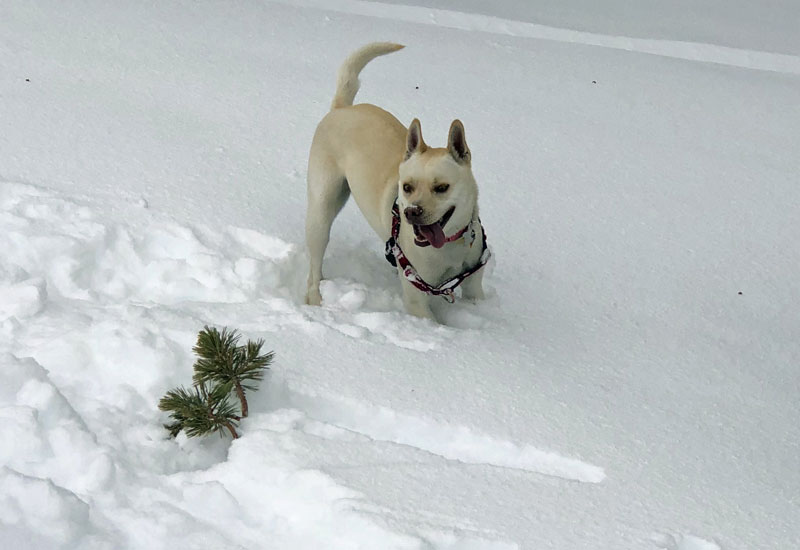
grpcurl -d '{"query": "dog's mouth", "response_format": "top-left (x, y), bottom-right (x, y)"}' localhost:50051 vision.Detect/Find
top-left (412, 206), bottom-right (456, 248)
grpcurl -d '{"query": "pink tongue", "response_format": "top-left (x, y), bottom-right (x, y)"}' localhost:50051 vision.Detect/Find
top-left (419, 223), bottom-right (446, 248)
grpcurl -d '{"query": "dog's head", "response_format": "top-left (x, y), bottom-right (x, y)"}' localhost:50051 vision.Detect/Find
top-left (397, 119), bottom-right (478, 249)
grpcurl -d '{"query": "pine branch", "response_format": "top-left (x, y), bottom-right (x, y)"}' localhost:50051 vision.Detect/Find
top-left (192, 326), bottom-right (240, 383)
top-left (233, 380), bottom-right (249, 418)
top-left (158, 384), bottom-right (240, 439)
top-left (236, 339), bottom-right (274, 391)
top-left (191, 326), bottom-right (273, 417)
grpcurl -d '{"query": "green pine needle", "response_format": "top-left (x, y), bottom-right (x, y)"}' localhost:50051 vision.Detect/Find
top-left (236, 338), bottom-right (274, 389)
top-left (192, 326), bottom-right (240, 384)
top-left (158, 384), bottom-right (239, 439)
top-left (192, 326), bottom-right (273, 397)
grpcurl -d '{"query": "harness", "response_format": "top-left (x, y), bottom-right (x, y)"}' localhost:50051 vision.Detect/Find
top-left (384, 201), bottom-right (491, 303)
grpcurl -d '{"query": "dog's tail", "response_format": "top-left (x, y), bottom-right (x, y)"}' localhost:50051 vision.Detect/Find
top-left (330, 42), bottom-right (404, 110)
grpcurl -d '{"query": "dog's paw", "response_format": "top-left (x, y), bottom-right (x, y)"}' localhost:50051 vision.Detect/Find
top-left (305, 288), bottom-right (322, 306)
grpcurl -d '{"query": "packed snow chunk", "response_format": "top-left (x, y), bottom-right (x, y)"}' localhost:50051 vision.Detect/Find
top-left (140, 223), bottom-right (212, 260)
top-left (0, 353), bottom-right (78, 419)
top-left (0, 406), bottom-right (46, 464)
top-left (0, 468), bottom-right (91, 545)
top-left (0, 354), bottom-right (114, 493)
top-left (227, 226), bottom-right (294, 259)
top-left (31, 320), bottom-right (187, 408)
top-left (652, 532), bottom-right (722, 550)
top-left (423, 530), bottom-right (519, 550)
top-left (0, 279), bottom-right (46, 320)
top-left (179, 480), bottom-right (244, 525)
top-left (0, 182), bottom-right (298, 305)
top-left (90, 223), bottom-right (248, 304)
top-left (335, 287), bottom-right (368, 312)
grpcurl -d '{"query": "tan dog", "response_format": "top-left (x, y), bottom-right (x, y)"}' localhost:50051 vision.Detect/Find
top-left (305, 42), bottom-right (487, 320)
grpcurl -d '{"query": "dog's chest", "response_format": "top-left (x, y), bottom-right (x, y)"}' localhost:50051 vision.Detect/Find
top-left (404, 235), bottom-right (483, 285)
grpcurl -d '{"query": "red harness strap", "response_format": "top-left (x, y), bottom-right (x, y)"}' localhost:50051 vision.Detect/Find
top-left (385, 202), bottom-right (491, 303)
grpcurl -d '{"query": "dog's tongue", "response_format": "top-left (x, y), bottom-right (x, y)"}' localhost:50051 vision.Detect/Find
top-left (418, 223), bottom-right (446, 248)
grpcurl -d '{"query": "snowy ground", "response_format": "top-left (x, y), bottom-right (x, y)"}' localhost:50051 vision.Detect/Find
top-left (2, 1), bottom-right (799, 549)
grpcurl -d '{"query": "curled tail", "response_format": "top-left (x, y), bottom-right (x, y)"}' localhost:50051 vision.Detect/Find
top-left (331, 42), bottom-right (404, 110)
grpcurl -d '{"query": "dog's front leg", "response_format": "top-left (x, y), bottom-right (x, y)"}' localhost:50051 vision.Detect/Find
top-left (460, 266), bottom-right (485, 301)
top-left (400, 277), bottom-right (435, 320)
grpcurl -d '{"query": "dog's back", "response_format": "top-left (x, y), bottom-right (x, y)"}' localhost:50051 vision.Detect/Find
top-left (307, 43), bottom-right (408, 238)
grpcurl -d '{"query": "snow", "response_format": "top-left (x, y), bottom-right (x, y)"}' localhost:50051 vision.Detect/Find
top-left (1, 1), bottom-right (799, 549)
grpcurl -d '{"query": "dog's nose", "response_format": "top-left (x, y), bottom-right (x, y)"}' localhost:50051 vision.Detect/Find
top-left (404, 205), bottom-right (424, 222)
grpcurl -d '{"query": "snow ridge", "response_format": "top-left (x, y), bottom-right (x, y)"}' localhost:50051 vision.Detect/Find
top-left (275, 383), bottom-right (605, 483)
top-left (284, 0), bottom-right (800, 74)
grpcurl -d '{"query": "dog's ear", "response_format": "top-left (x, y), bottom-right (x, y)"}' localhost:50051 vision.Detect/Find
top-left (405, 118), bottom-right (427, 159)
top-left (447, 119), bottom-right (471, 164)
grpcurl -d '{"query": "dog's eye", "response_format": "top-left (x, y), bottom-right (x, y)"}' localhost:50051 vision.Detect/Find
top-left (433, 184), bottom-right (450, 194)
top-left (402, 183), bottom-right (414, 194)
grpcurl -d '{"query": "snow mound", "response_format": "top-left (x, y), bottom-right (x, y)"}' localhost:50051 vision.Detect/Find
top-left (0, 181), bottom-right (519, 548)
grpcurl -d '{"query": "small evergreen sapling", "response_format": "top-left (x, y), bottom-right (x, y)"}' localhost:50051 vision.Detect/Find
top-left (158, 326), bottom-right (274, 439)
top-left (191, 326), bottom-right (274, 419)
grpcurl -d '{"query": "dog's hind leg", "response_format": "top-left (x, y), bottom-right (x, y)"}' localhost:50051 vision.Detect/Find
top-left (305, 159), bottom-right (350, 306)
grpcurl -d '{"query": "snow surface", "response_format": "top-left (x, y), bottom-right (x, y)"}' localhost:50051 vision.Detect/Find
top-left (2, 1), bottom-right (799, 549)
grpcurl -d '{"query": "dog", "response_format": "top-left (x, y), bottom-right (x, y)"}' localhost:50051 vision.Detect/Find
top-left (305, 42), bottom-right (488, 320)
